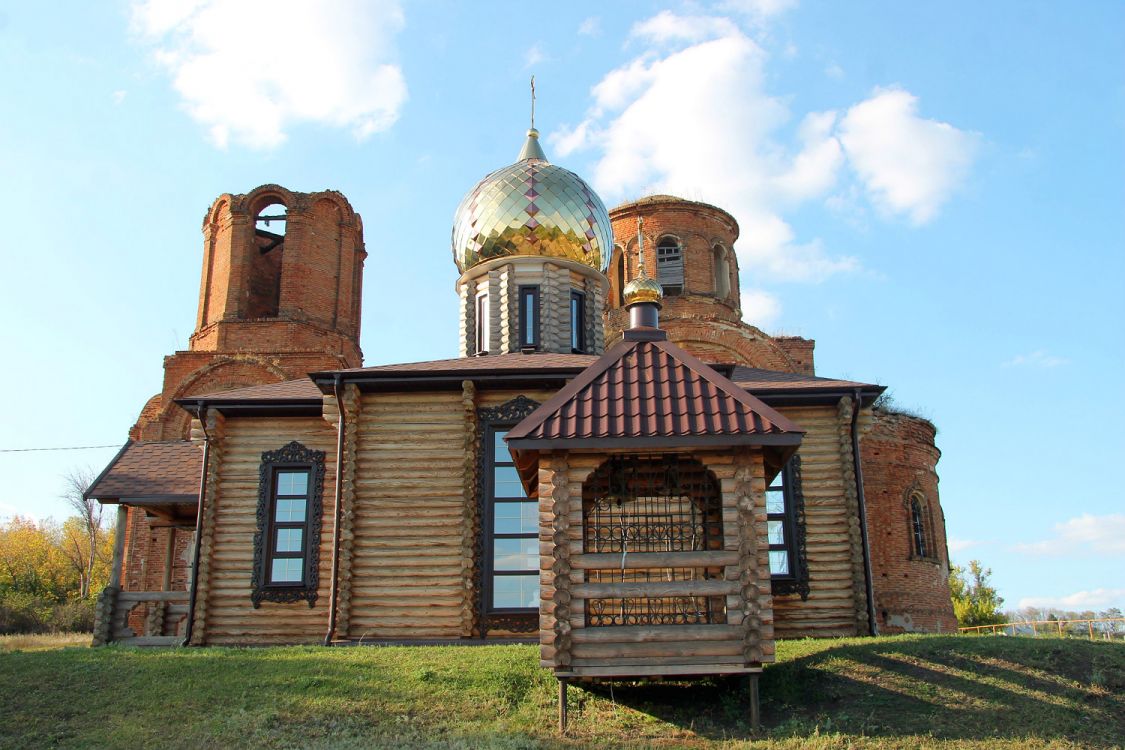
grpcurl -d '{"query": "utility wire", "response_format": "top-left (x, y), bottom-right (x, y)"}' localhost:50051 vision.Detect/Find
top-left (0, 444), bottom-right (121, 453)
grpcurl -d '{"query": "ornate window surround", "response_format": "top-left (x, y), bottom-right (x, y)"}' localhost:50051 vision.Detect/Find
top-left (251, 441), bottom-right (326, 608)
top-left (474, 395), bottom-right (541, 636)
top-left (769, 455), bottom-right (810, 600)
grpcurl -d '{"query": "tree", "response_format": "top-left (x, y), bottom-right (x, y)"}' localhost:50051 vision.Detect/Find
top-left (59, 467), bottom-right (103, 598)
top-left (949, 559), bottom-right (1005, 627)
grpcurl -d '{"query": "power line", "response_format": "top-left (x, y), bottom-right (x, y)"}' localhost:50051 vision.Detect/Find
top-left (0, 444), bottom-right (121, 453)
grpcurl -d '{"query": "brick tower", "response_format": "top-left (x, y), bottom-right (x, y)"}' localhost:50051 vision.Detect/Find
top-left (606, 195), bottom-right (812, 373)
top-left (131, 184), bottom-right (366, 440)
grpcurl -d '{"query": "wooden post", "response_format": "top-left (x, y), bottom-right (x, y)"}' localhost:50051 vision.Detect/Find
top-left (1088, 620), bottom-right (1095, 641)
top-left (749, 674), bottom-right (760, 732)
top-left (162, 528), bottom-right (176, 591)
top-left (558, 678), bottom-right (568, 733)
top-left (109, 505), bottom-right (128, 589)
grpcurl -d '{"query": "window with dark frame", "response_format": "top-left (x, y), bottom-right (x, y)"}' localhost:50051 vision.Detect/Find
top-left (483, 426), bottom-right (539, 616)
top-left (251, 441), bottom-right (325, 608)
top-left (766, 455), bottom-right (809, 599)
top-left (570, 290), bottom-right (586, 353)
top-left (910, 495), bottom-right (929, 558)
top-left (519, 285), bottom-right (540, 349)
top-left (656, 236), bottom-right (684, 295)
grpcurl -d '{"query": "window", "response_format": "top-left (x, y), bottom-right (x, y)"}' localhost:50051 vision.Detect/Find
top-left (570, 290), bottom-right (586, 353)
top-left (908, 493), bottom-right (937, 561)
top-left (612, 248), bottom-right (626, 307)
top-left (246, 201), bottom-right (286, 318)
top-left (519, 286), bottom-right (540, 349)
top-left (485, 427), bottom-right (539, 613)
top-left (713, 244), bottom-right (730, 299)
top-left (475, 291), bottom-right (490, 353)
top-left (656, 236), bottom-right (684, 295)
top-left (251, 441), bottom-right (326, 608)
top-left (766, 456), bottom-right (809, 599)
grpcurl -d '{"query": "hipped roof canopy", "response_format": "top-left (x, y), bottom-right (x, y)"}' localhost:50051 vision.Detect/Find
top-left (505, 328), bottom-right (805, 496)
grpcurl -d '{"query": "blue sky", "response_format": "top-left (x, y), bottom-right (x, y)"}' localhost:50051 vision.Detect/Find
top-left (0, 1), bottom-right (1121, 614)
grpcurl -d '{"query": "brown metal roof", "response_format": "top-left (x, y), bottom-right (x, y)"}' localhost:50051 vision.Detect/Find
top-left (730, 366), bottom-right (878, 392)
top-left (328, 352), bottom-right (599, 376)
top-left (85, 441), bottom-right (201, 502)
top-left (506, 331), bottom-right (804, 449)
top-left (189, 379), bottom-right (323, 402)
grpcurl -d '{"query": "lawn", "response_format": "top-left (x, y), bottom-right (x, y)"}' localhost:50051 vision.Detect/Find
top-left (0, 634), bottom-right (1120, 749)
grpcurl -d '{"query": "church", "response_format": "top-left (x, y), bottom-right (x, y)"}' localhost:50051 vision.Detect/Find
top-left (85, 125), bottom-right (956, 688)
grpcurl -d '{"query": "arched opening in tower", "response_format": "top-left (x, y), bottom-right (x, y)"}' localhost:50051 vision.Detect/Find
top-left (247, 202), bottom-right (287, 318)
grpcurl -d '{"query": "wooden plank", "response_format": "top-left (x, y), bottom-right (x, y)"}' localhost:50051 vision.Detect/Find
top-left (570, 624), bottom-right (743, 643)
top-left (573, 640), bottom-right (744, 659)
top-left (572, 551), bottom-right (738, 570)
top-left (117, 591), bottom-right (190, 603)
top-left (572, 580), bottom-right (739, 599)
top-left (559, 663), bottom-right (760, 677)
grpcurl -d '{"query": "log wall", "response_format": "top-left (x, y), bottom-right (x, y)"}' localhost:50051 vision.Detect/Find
top-left (199, 415), bottom-right (337, 645)
top-left (771, 403), bottom-right (867, 638)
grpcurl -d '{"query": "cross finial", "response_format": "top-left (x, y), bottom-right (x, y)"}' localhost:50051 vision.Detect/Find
top-left (530, 75), bottom-right (536, 129)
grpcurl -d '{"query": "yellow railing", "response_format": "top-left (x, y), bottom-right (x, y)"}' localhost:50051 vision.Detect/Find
top-left (959, 617), bottom-right (1125, 640)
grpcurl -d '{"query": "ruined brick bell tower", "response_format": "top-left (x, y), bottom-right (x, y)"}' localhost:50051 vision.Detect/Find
top-left (131, 184), bottom-right (366, 441)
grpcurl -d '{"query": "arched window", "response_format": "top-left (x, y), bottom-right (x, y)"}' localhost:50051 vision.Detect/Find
top-left (909, 493), bottom-right (933, 560)
top-left (246, 202), bottom-right (287, 318)
top-left (581, 455), bottom-right (725, 626)
top-left (712, 244), bottom-right (730, 299)
top-left (611, 246), bottom-right (626, 307)
top-left (656, 236), bottom-right (683, 295)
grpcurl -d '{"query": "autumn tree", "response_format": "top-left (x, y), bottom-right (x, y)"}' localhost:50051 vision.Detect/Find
top-left (59, 466), bottom-right (106, 597)
top-left (949, 559), bottom-right (1005, 627)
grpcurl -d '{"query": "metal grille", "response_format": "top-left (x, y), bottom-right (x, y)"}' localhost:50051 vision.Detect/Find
top-left (582, 455), bottom-right (725, 627)
top-left (583, 455), bottom-right (722, 554)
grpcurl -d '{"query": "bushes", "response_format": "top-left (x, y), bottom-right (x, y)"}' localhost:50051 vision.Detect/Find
top-left (0, 593), bottom-right (95, 635)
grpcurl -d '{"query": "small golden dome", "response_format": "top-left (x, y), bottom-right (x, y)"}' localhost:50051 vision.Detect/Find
top-left (623, 267), bottom-right (664, 307)
top-left (451, 129), bottom-right (612, 274)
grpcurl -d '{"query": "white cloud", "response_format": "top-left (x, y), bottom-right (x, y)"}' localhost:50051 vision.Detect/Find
top-left (740, 289), bottom-right (781, 328)
top-left (824, 61), bottom-right (844, 79)
top-left (631, 11), bottom-right (740, 44)
top-left (1018, 588), bottom-right (1125, 611)
top-left (525, 43), bottom-right (547, 68)
top-left (948, 538), bottom-right (981, 554)
top-left (578, 17), bottom-right (600, 36)
top-left (839, 87), bottom-right (979, 224)
top-left (717, 0), bottom-right (799, 23)
top-left (131, 0), bottom-right (408, 149)
top-left (112, 90), bottom-right (127, 105)
top-left (1013, 513), bottom-right (1125, 557)
top-left (1003, 350), bottom-right (1069, 368)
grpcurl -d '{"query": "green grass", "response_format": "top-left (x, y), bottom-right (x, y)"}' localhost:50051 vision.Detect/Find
top-left (0, 635), bottom-right (1120, 749)
top-left (0, 631), bottom-right (90, 652)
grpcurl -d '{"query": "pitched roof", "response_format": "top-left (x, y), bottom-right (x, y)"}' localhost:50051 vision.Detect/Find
top-left (506, 331), bottom-right (804, 450)
top-left (325, 352), bottom-right (599, 377)
top-left (187, 378), bottom-right (322, 402)
top-left (85, 441), bottom-right (202, 502)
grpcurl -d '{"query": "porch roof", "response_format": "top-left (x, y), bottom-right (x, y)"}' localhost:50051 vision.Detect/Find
top-left (84, 440), bottom-right (201, 504)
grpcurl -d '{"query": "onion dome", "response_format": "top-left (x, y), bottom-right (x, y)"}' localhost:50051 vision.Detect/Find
top-left (452, 129), bottom-right (612, 274)
top-left (623, 266), bottom-right (664, 307)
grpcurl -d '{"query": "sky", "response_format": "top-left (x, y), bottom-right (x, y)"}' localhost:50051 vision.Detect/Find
top-left (0, 0), bottom-right (1122, 615)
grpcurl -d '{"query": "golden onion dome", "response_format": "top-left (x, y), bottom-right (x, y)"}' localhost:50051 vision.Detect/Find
top-left (623, 266), bottom-right (664, 307)
top-left (452, 129), bottom-right (612, 274)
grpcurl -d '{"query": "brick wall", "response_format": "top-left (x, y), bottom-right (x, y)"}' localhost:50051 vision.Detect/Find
top-left (860, 410), bottom-right (958, 633)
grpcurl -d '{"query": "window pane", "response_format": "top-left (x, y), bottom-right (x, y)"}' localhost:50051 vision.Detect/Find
top-left (276, 471), bottom-right (308, 496)
top-left (276, 528), bottom-right (303, 552)
top-left (493, 465), bottom-right (526, 498)
top-left (768, 471), bottom-right (784, 490)
top-left (769, 550), bottom-right (790, 575)
top-left (766, 489), bottom-right (785, 515)
top-left (768, 520), bottom-right (785, 545)
top-left (271, 557), bottom-right (303, 583)
top-left (275, 498), bottom-right (307, 523)
top-left (495, 501), bottom-right (538, 534)
top-left (493, 538), bottom-right (537, 571)
top-left (493, 430), bottom-right (508, 454)
top-left (493, 574), bottom-right (540, 609)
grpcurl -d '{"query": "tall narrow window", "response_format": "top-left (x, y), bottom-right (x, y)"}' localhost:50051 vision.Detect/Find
top-left (570, 290), bottom-right (586, 353)
top-left (713, 244), bottom-right (730, 299)
top-left (251, 441), bottom-right (325, 608)
top-left (247, 202), bottom-right (286, 318)
top-left (476, 291), bottom-right (490, 354)
top-left (484, 427), bottom-right (539, 618)
top-left (519, 286), bottom-right (540, 349)
top-left (657, 236), bottom-right (684, 295)
top-left (766, 456), bottom-right (809, 599)
top-left (910, 496), bottom-right (929, 558)
top-left (612, 248), bottom-right (626, 307)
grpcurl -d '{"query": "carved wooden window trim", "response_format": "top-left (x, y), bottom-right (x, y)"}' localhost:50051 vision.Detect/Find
top-left (474, 396), bottom-right (541, 636)
top-left (251, 441), bottom-right (325, 608)
top-left (769, 455), bottom-right (810, 600)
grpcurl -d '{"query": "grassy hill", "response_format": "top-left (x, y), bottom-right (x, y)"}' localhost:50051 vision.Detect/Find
top-left (0, 634), bottom-right (1121, 749)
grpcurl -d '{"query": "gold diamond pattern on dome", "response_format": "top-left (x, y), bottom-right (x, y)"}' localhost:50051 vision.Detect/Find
top-left (452, 160), bottom-right (612, 274)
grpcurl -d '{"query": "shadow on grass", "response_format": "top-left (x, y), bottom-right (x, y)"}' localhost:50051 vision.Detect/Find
top-left (576, 636), bottom-right (1124, 747)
